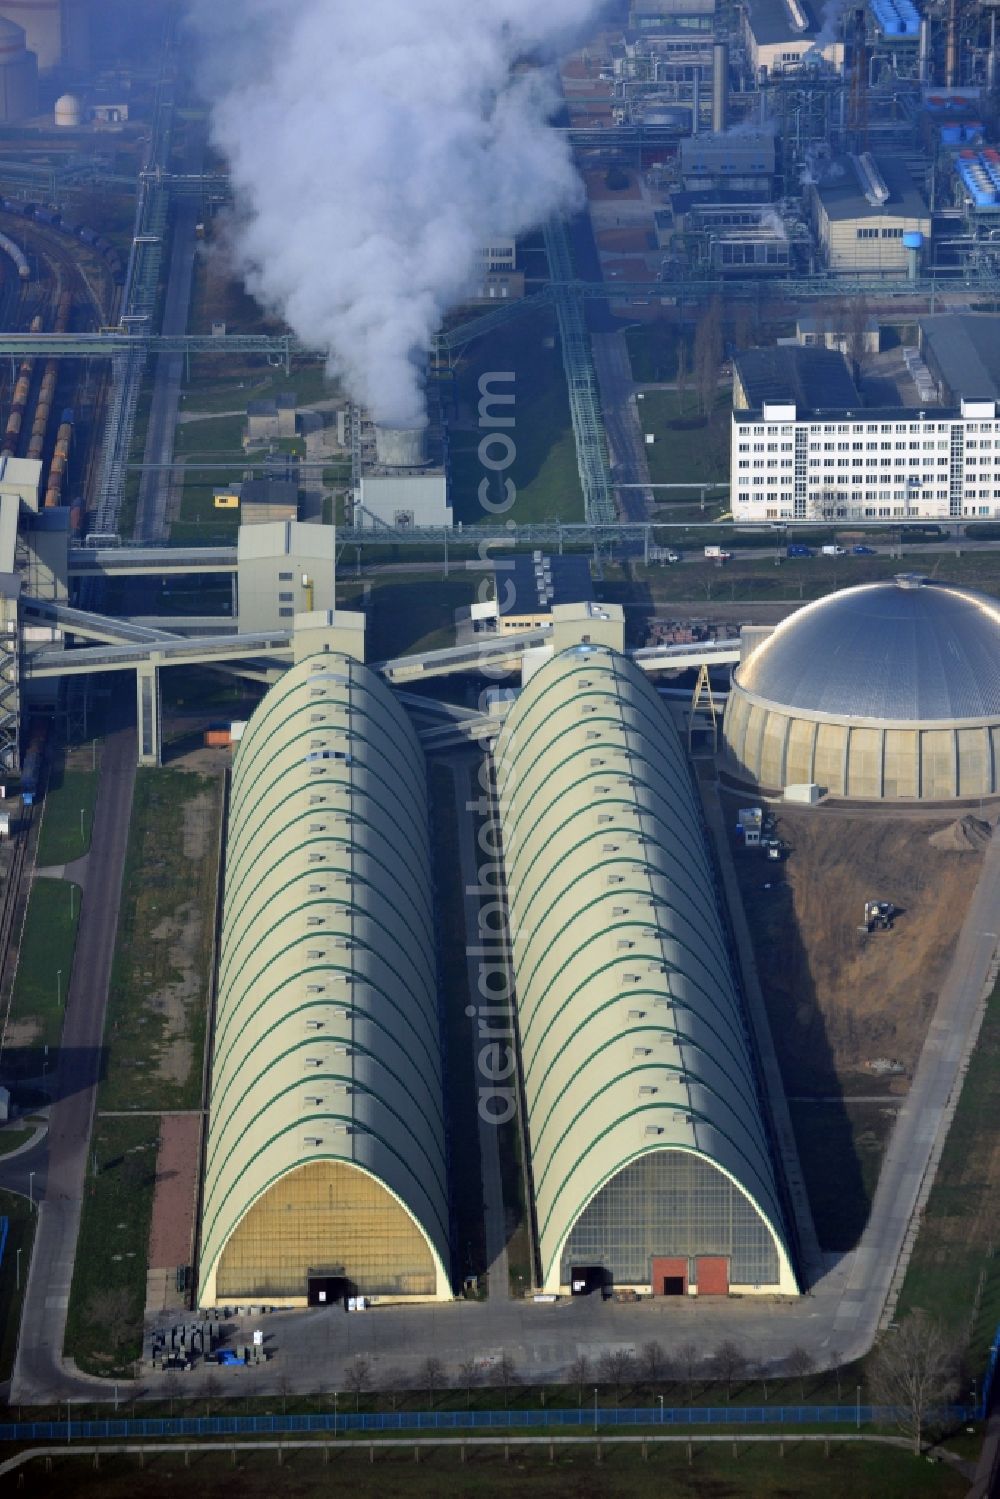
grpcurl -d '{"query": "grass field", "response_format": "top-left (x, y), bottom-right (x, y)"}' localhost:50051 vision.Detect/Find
top-left (0, 1187), bottom-right (35, 1380)
top-left (447, 310), bottom-right (584, 527)
top-left (7, 877), bottom-right (81, 1057)
top-left (6, 1441), bottom-right (967, 1498)
top-left (100, 770), bottom-right (223, 1112)
top-left (0, 1124), bottom-right (34, 1155)
top-left (637, 390), bottom-right (731, 489)
top-left (625, 324), bottom-right (691, 384)
top-left (896, 972), bottom-right (1000, 1367)
top-left (429, 763), bottom-right (486, 1289)
top-left (36, 763), bottom-right (98, 867)
top-left (337, 576), bottom-right (479, 660)
top-left (63, 1115), bottom-right (159, 1376)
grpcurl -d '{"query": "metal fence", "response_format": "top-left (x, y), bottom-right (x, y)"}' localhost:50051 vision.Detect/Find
top-left (0, 1403), bottom-right (975, 1445)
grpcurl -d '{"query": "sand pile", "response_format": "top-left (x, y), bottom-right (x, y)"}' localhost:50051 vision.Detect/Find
top-left (928, 816), bottom-right (993, 852)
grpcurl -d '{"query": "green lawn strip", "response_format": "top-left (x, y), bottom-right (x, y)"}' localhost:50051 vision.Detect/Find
top-left (447, 308), bottom-right (584, 526)
top-left (36, 765), bottom-right (99, 866)
top-left (0, 1440), bottom-right (967, 1497)
top-left (896, 973), bottom-right (1000, 1365)
top-left (100, 770), bottom-right (223, 1113)
top-left (638, 389), bottom-right (731, 488)
top-left (429, 764), bottom-right (486, 1289)
top-left (0, 1188), bottom-right (35, 1380)
top-left (173, 413), bottom-right (248, 455)
top-left (63, 1115), bottom-right (159, 1377)
top-left (180, 362), bottom-right (335, 416)
top-left (338, 576), bottom-right (479, 661)
top-left (787, 1102), bottom-right (895, 1252)
top-left (0, 1126), bottom-right (35, 1156)
top-left (7, 877), bottom-right (80, 1057)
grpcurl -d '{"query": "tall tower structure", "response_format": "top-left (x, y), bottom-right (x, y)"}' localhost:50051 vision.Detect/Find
top-left (0, 0), bottom-right (69, 71)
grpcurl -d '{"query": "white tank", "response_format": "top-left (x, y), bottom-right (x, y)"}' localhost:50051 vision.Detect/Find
top-left (374, 424), bottom-right (428, 468)
top-left (0, 1), bottom-right (62, 69)
top-left (54, 91), bottom-right (80, 127)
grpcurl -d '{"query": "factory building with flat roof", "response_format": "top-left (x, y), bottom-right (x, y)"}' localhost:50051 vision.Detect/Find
top-left (197, 650), bottom-right (451, 1306)
top-left (494, 645), bottom-right (797, 1298)
top-left (724, 576), bottom-right (1000, 799)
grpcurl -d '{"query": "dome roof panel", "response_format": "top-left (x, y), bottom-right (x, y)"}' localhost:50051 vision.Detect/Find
top-left (736, 578), bottom-right (1000, 721)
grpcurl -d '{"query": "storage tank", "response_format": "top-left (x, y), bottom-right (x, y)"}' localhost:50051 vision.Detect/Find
top-left (0, 1), bottom-right (62, 70)
top-left (374, 423), bottom-right (428, 468)
top-left (54, 91), bottom-right (79, 127)
top-left (902, 229), bottom-right (923, 281)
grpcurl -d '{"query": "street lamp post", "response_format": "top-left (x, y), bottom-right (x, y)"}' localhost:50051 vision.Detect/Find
top-left (658, 1393), bottom-right (664, 1424)
top-left (28, 1170), bottom-right (35, 1208)
top-left (56, 969), bottom-right (62, 1009)
top-left (593, 1386), bottom-right (598, 1432)
top-left (334, 1390), bottom-right (338, 1436)
top-left (79, 807), bottom-right (84, 843)
top-left (856, 1384), bottom-right (861, 1430)
top-left (15, 1245), bottom-right (21, 1290)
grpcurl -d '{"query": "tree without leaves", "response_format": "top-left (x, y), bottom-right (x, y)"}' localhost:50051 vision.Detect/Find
top-left (498, 1351), bottom-right (519, 1408)
top-left (85, 1286), bottom-right (133, 1357)
top-left (675, 336), bottom-right (689, 414)
top-left (675, 1340), bottom-right (700, 1406)
top-left (202, 1368), bottom-right (221, 1418)
top-left (420, 1355), bottom-right (446, 1407)
top-left (640, 1340), bottom-right (667, 1387)
top-left (458, 1358), bottom-right (479, 1409)
top-left (785, 1345), bottom-right (815, 1401)
top-left (712, 1340), bottom-right (749, 1402)
top-left (829, 1350), bottom-right (843, 1403)
top-left (597, 1348), bottom-right (635, 1405)
top-left (345, 1353), bottom-right (372, 1412)
top-left (693, 297), bottom-right (724, 418)
top-left (568, 1353), bottom-right (590, 1407)
top-left (869, 1312), bottom-right (959, 1454)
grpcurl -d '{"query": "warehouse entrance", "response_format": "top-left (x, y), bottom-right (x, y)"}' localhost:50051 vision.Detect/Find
top-left (570, 1265), bottom-right (608, 1297)
top-left (651, 1256), bottom-right (688, 1295)
top-left (695, 1256), bottom-right (730, 1295)
top-left (307, 1273), bottom-right (351, 1308)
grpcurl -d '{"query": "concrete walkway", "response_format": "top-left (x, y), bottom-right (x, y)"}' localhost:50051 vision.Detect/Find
top-left (452, 758), bottom-right (509, 1302)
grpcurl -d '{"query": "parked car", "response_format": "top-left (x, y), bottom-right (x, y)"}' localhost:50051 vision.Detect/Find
top-left (852, 544), bottom-right (877, 555)
top-left (787, 543), bottom-right (813, 558)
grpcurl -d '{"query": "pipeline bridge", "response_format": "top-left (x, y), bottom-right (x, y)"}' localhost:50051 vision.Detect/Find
top-left (19, 589), bottom-right (740, 764)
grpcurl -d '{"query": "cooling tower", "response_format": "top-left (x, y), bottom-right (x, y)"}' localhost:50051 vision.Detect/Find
top-left (374, 424), bottom-right (428, 468)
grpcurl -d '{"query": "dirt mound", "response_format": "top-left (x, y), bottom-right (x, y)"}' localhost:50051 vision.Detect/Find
top-left (928, 815), bottom-right (993, 852)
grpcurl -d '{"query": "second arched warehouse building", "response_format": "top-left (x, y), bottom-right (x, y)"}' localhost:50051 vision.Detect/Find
top-left (495, 646), bottom-right (797, 1297)
top-left (723, 576), bottom-right (1000, 800)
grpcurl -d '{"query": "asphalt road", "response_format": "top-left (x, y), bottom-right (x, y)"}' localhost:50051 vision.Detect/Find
top-left (591, 328), bottom-right (654, 521)
top-left (10, 710), bottom-right (137, 1402)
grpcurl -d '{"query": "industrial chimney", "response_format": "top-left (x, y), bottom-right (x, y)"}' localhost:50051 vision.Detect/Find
top-left (374, 424), bottom-right (428, 468)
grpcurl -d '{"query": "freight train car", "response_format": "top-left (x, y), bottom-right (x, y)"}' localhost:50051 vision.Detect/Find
top-left (0, 231), bottom-right (30, 282)
top-left (43, 408), bottom-right (72, 508)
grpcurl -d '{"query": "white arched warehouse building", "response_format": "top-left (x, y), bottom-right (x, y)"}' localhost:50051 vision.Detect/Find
top-left (198, 651), bottom-right (450, 1306)
top-left (494, 645), bottom-right (798, 1298)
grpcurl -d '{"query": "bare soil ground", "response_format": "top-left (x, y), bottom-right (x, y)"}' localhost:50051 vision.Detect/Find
top-left (595, 227), bottom-right (655, 254)
top-left (148, 1113), bottom-right (201, 1270)
top-left (725, 799), bottom-right (986, 1097)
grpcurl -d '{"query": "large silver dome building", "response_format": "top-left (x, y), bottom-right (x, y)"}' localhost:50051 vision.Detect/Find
top-left (723, 576), bottom-right (1000, 801)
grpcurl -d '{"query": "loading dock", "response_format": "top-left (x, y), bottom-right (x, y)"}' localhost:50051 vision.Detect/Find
top-left (651, 1256), bottom-right (688, 1295)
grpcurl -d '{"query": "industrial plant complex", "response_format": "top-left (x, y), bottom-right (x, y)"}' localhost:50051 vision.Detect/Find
top-left (0, 2), bottom-right (999, 1489)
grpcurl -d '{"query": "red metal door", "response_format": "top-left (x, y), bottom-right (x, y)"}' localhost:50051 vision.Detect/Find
top-left (695, 1256), bottom-right (730, 1295)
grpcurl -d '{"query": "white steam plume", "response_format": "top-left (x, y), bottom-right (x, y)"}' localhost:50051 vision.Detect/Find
top-left (186, 0), bottom-right (602, 429)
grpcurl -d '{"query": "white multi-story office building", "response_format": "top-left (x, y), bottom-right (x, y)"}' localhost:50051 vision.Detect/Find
top-left (731, 398), bottom-right (1000, 522)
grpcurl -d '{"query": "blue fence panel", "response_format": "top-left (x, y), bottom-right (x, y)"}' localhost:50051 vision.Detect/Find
top-left (0, 1397), bottom-right (981, 1445)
